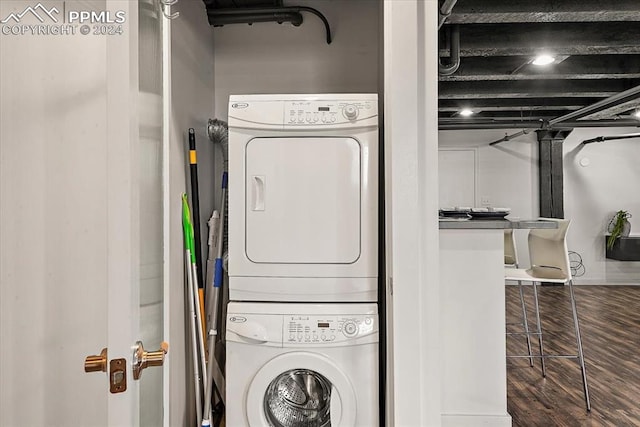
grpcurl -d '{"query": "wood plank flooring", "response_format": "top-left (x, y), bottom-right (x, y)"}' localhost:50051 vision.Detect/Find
top-left (506, 285), bottom-right (640, 427)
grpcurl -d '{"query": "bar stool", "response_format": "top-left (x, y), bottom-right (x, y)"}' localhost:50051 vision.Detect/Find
top-left (504, 229), bottom-right (534, 366)
top-left (504, 218), bottom-right (591, 411)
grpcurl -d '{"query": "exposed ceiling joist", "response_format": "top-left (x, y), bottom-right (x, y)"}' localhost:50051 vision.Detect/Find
top-left (440, 79), bottom-right (639, 99)
top-left (580, 99), bottom-right (640, 120)
top-left (437, 1), bottom-right (640, 129)
top-left (439, 23), bottom-right (640, 57)
top-left (447, 0), bottom-right (640, 24)
top-left (439, 55), bottom-right (640, 82)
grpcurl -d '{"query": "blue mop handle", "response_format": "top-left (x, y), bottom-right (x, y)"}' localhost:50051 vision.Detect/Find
top-left (213, 258), bottom-right (223, 288)
top-left (213, 172), bottom-right (228, 289)
top-left (221, 171), bottom-right (228, 190)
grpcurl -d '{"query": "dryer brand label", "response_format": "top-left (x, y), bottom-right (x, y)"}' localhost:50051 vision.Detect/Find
top-left (229, 316), bottom-right (247, 323)
top-left (231, 102), bottom-right (249, 109)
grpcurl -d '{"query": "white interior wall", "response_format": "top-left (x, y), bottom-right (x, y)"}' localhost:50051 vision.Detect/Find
top-left (211, 0), bottom-right (380, 120)
top-left (564, 127), bottom-right (640, 284)
top-left (439, 127), bottom-right (640, 284)
top-left (170, 2), bottom-right (216, 426)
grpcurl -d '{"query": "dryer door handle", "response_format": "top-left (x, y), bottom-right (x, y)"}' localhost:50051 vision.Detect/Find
top-left (227, 321), bottom-right (269, 344)
top-left (251, 175), bottom-right (265, 211)
top-left (330, 385), bottom-right (343, 425)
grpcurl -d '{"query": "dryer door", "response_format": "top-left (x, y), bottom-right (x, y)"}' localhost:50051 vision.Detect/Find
top-left (245, 137), bottom-right (361, 264)
top-left (246, 352), bottom-right (357, 427)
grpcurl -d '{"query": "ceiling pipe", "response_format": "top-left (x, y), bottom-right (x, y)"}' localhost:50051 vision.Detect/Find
top-left (549, 84), bottom-right (640, 126)
top-left (438, 0), bottom-right (458, 29)
top-left (206, 6), bottom-right (332, 44)
top-left (438, 119), bottom-right (640, 131)
top-left (489, 129), bottom-right (532, 146)
top-left (582, 132), bottom-right (640, 145)
top-left (439, 25), bottom-right (460, 76)
top-left (208, 11), bottom-right (303, 26)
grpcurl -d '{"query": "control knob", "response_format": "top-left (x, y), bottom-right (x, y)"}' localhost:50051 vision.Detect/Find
top-left (342, 321), bottom-right (358, 337)
top-left (343, 104), bottom-right (359, 120)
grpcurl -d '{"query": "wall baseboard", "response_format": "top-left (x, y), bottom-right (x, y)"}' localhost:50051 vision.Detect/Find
top-left (442, 413), bottom-right (512, 427)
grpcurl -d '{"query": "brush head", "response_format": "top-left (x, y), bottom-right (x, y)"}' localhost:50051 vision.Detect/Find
top-left (207, 118), bottom-right (229, 167)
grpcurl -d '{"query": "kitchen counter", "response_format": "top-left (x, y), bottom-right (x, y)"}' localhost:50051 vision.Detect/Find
top-left (439, 219), bottom-right (556, 426)
top-left (439, 218), bottom-right (557, 229)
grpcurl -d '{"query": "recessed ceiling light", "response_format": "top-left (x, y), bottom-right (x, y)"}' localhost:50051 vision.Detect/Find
top-left (532, 54), bottom-right (556, 66)
top-left (459, 108), bottom-right (474, 117)
top-left (634, 109), bottom-right (640, 119)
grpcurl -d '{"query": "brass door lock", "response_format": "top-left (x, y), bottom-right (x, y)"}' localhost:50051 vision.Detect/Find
top-left (132, 341), bottom-right (169, 380)
top-left (84, 348), bottom-right (127, 393)
top-left (84, 348), bottom-right (108, 373)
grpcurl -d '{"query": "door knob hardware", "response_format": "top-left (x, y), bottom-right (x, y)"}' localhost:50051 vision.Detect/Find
top-left (109, 358), bottom-right (127, 394)
top-left (84, 348), bottom-right (108, 373)
top-left (132, 341), bottom-right (169, 380)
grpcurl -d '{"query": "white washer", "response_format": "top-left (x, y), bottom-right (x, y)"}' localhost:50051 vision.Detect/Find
top-left (228, 94), bottom-right (378, 302)
top-left (226, 302), bottom-right (379, 427)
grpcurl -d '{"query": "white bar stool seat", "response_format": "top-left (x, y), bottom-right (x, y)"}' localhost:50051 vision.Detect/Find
top-left (504, 218), bottom-right (591, 411)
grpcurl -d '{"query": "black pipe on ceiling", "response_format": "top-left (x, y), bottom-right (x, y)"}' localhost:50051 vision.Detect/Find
top-left (582, 133), bottom-right (640, 145)
top-left (438, 119), bottom-right (640, 131)
top-left (208, 11), bottom-right (303, 26)
top-left (439, 25), bottom-right (460, 76)
top-left (204, 5), bottom-right (332, 44)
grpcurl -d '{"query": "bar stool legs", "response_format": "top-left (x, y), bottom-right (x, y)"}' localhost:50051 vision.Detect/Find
top-left (517, 280), bottom-right (534, 366)
top-left (568, 280), bottom-right (591, 411)
top-left (531, 281), bottom-right (546, 377)
top-left (510, 281), bottom-right (591, 411)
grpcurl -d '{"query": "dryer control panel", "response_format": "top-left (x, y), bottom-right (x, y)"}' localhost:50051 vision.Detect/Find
top-left (285, 314), bottom-right (376, 345)
top-left (284, 100), bottom-right (376, 126)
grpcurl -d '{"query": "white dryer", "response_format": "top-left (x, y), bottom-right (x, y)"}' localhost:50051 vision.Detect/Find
top-left (226, 302), bottom-right (379, 427)
top-left (228, 94), bottom-right (378, 302)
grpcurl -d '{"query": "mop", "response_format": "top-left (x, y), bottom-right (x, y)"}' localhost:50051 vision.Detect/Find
top-left (201, 172), bottom-right (227, 427)
top-left (202, 119), bottom-right (229, 427)
top-left (182, 194), bottom-right (208, 427)
top-left (187, 128), bottom-right (207, 344)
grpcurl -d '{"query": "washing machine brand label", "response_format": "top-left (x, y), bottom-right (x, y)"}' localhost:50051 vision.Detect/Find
top-left (229, 316), bottom-right (247, 323)
top-left (231, 102), bottom-right (249, 109)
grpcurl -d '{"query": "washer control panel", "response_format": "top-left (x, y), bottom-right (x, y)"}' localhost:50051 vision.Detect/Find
top-left (284, 100), bottom-right (375, 126)
top-left (285, 314), bottom-right (375, 344)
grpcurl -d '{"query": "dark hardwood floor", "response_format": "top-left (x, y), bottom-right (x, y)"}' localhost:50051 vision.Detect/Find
top-left (506, 285), bottom-right (640, 427)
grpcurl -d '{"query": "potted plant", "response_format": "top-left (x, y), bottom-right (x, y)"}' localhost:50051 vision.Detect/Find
top-left (607, 210), bottom-right (632, 250)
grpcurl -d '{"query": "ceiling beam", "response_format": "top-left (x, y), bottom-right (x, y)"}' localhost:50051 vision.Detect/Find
top-left (438, 105), bottom-right (583, 113)
top-left (439, 79), bottom-right (638, 99)
top-left (548, 84), bottom-right (640, 124)
top-left (448, 0), bottom-right (640, 24)
top-left (439, 23), bottom-right (640, 57)
top-left (580, 99), bottom-right (640, 120)
top-left (438, 97), bottom-right (602, 109)
top-left (438, 119), bottom-right (640, 130)
top-left (439, 55), bottom-right (640, 81)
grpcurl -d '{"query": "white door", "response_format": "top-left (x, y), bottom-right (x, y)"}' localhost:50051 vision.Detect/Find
top-left (438, 149), bottom-right (477, 208)
top-left (0, 1), bottom-right (168, 425)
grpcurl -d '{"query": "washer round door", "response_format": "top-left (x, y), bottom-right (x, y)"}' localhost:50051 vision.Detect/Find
top-left (246, 352), bottom-right (357, 427)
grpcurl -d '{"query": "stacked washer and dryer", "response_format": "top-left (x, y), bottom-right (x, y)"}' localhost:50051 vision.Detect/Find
top-left (225, 94), bottom-right (379, 427)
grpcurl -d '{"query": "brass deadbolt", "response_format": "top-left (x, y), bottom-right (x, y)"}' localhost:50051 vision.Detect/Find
top-left (84, 348), bottom-right (108, 373)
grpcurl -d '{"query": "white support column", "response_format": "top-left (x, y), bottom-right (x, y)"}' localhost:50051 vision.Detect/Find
top-left (384, 1), bottom-right (440, 426)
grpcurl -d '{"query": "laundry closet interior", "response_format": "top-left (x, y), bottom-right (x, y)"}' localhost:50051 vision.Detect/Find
top-left (172, 1), bottom-right (385, 426)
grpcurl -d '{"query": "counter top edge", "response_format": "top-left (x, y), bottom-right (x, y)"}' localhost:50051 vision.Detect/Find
top-left (439, 219), bottom-right (558, 230)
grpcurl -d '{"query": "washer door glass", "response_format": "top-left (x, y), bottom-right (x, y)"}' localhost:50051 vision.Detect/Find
top-left (264, 369), bottom-right (332, 427)
top-left (247, 352), bottom-right (356, 427)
